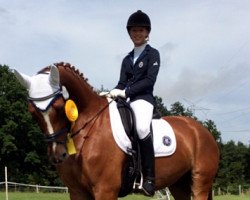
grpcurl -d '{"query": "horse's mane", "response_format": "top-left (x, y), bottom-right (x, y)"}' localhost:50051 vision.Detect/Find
top-left (37, 62), bottom-right (95, 91)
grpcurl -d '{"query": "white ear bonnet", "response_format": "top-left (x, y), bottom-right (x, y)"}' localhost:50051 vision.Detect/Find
top-left (13, 66), bottom-right (69, 111)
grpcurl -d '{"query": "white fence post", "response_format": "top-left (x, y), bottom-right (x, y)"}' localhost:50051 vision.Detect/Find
top-left (218, 187), bottom-right (221, 195)
top-left (5, 166), bottom-right (8, 200)
top-left (36, 185), bottom-right (39, 193)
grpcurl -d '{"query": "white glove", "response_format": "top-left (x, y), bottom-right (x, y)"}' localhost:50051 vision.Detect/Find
top-left (109, 89), bottom-right (126, 98)
top-left (99, 91), bottom-right (110, 97)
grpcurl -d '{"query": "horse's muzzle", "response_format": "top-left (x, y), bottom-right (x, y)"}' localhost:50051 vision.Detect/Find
top-left (47, 143), bottom-right (69, 164)
top-left (50, 151), bottom-right (69, 164)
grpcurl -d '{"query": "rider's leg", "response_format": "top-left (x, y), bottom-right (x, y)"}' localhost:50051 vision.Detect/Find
top-left (130, 100), bottom-right (155, 196)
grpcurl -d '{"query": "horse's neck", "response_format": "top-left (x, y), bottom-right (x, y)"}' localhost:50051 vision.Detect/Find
top-left (59, 66), bottom-right (104, 115)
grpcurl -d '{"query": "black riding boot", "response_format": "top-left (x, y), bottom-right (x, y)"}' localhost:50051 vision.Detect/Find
top-left (139, 133), bottom-right (155, 196)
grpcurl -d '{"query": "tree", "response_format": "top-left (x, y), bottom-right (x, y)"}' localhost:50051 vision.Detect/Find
top-left (245, 145), bottom-right (250, 184)
top-left (216, 141), bottom-right (248, 194)
top-left (169, 101), bottom-right (195, 118)
top-left (154, 96), bottom-right (170, 116)
top-left (202, 119), bottom-right (222, 143)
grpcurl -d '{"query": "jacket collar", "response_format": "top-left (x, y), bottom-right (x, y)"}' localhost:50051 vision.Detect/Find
top-left (128, 44), bottom-right (150, 65)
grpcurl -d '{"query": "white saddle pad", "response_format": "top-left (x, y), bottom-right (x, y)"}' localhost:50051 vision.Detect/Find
top-left (108, 99), bottom-right (176, 157)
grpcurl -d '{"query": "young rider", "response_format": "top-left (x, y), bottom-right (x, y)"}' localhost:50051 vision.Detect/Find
top-left (109, 10), bottom-right (160, 196)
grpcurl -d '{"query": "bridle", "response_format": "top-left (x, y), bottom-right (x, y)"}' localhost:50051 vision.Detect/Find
top-left (44, 127), bottom-right (69, 145)
top-left (29, 88), bottom-right (113, 149)
top-left (28, 88), bottom-right (71, 145)
top-left (28, 89), bottom-right (62, 102)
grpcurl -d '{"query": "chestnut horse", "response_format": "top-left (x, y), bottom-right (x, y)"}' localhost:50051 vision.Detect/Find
top-left (14, 62), bottom-right (219, 200)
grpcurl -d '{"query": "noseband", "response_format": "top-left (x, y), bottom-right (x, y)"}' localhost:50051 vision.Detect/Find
top-left (44, 127), bottom-right (69, 145)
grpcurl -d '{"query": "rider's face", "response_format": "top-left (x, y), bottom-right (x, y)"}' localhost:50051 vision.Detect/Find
top-left (129, 27), bottom-right (149, 47)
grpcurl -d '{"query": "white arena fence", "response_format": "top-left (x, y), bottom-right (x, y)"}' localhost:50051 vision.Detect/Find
top-left (1, 165), bottom-right (171, 199)
top-left (0, 181), bottom-right (171, 198)
top-left (0, 181), bottom-right (68, 193)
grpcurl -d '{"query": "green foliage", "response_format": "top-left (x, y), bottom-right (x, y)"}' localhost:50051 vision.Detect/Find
top-left (154, 96), bottom-right (170, 116)
top-left (215, 141), bottom-right (249, 194)
top-left (168, 101), bottom-right (195, 117)
top-left (202, 119), bottom-right (222, 143)
top-left (245, 147), bottom-right (250, 183)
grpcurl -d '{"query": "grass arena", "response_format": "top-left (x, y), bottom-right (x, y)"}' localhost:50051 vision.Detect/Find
top-left (0, 192), bottom-right (250, 200)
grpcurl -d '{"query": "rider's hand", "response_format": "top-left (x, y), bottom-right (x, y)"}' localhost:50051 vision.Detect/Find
top-left (109, 89), bottom-right (126, 98)
top-left (99, 91), bottom-right (110, 97)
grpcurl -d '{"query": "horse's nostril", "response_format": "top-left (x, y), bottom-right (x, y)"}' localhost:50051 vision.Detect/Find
top-left (62, 153), bottom-right (67, 158)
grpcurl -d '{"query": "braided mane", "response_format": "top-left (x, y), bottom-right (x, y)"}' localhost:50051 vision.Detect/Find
top-left (37, 62), bottom-right (94, 91)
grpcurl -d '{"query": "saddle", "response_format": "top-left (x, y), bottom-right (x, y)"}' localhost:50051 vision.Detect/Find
top-left (116, 97), bottom-right (161, 197)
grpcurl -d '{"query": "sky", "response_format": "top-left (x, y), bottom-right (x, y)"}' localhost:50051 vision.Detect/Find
top-left (0, 0), bottom-right (249, 144)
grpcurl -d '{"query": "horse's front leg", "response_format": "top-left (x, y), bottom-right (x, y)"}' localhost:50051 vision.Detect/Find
top-left (93, 188), bottom-right (118, 200)
top-left (69, 191), bottom-right (94, 200)
top-left (91, 172), bottom-right (121, 200)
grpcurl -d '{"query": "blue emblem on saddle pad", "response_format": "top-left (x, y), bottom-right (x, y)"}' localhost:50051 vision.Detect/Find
top-left (163, 136), bottom-right (171, 146)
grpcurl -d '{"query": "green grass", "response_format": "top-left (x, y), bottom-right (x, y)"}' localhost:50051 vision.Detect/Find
top-left (214, 195), bottom-right (250, 200)
top-left (0, 192), bottom-right (69, 200)
top-left (0, 192), bottom-right (249, 200)
top-left (120, 194), bottom-right (151, 200)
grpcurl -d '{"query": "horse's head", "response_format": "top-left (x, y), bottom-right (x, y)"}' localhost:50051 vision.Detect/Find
top-left (14, 66), bottom-right (78, 164)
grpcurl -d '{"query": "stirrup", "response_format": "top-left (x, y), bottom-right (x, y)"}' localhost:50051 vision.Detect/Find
top-left (133, 171), bottom-right (143, 190)
top-left (133, 172), bottom-right (155, 196)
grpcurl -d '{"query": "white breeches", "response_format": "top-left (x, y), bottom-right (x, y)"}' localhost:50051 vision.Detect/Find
top-left (130, 99), bottom-right (153, 139)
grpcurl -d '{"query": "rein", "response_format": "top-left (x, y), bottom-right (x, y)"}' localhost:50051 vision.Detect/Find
top-left (40, 97), bottom-right (114, 146)
top-left (71, 99), bottom-right (114, 138)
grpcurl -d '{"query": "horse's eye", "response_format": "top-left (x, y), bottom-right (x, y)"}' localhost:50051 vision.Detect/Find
top-left (28, 102), bottom-right (40, 118)
top-left (28, 103), bottom-right (41, 121)
top-left (53, 98), bottom-right (65, 111)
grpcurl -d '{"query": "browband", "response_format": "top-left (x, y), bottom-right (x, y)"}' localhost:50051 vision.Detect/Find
top-left (28, 89), bottom-right (62, 102)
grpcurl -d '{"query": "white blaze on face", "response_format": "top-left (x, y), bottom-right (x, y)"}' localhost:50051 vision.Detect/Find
top-left (42, 109), bottom-right (57, 153)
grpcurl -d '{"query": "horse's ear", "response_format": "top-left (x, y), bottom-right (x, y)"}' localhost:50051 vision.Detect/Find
top-left (49, 66), bottom-right (60, 86)
top-left (13, 69), bottom-right (31, 89)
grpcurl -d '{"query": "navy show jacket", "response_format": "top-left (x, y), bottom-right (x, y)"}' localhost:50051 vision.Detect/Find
top-left (115, 44), bottom-right (160, 105)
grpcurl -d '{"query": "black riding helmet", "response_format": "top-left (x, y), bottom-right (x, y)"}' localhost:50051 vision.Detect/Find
top-left (126, 10), bottom-right (151, 33)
